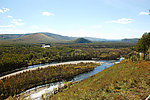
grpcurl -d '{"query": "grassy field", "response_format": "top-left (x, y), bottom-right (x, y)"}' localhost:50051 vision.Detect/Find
top-left (49, 60), bottom-right (150, 100)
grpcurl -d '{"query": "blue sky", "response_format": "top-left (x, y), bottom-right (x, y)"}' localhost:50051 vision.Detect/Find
top-left (0, 0), bottom-right (150, 39)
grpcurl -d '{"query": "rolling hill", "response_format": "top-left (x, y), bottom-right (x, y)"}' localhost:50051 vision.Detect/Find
top-left (121, 38), bottom-right (138, 43)
top-left (0, 32), bottom-right (76, 43)
top-left (0, 34), bottom-right (25, 40)
top-left (12, 33), bottom-right (56, 42)
top-left (0, 32), bottom-right (75, 41)
top-left (72, 38), bottom-right (92, 43)
top-left (84, 37), bottom-right (106, 41)
top-left (39, 32), bottom-right (75, 41)
top-left (0, 32), bottom-right (139, 43)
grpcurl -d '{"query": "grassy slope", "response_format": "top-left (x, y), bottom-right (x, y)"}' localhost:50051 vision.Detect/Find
top-left (13, 33), bottom-right (55, 42)
top-left (51, 60), bottom-right (150, 100)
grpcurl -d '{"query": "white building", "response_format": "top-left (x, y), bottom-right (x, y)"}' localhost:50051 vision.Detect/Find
top-left (42, 44), bottom-right (50, 48)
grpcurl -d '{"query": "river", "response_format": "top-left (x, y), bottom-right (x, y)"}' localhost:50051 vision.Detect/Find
top-left (17, 58), bottom-right (124, 100)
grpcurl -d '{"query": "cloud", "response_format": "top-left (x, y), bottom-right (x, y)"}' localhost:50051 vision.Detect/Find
top-left (0, 28), bottom-right (14, 32)
top-left (0, 25), bottom-right (16, 28)
top-left (0, 28), bottom-right (27, 34)
top-left (139, 11), bottom-right (149, 15)
top-left (18, 19), bottom-right (22, 21)
top-left (8, 16), bottom-right (13, 18)
top-left (92, 25), bottom-right (103, 29)
top-left (11, 19), bottom-right (24, 26)
top-left (0, 8), bottom-right (10, 13)
top-left (108, 18), bottom-right (133, 24)
top-left (42, 12), bottom-right (55, 16)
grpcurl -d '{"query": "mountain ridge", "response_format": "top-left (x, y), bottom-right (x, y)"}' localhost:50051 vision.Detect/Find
top-left (12, 33), bottom-right (55, 42)
top-left (0, 32), bottom-right (138, 43)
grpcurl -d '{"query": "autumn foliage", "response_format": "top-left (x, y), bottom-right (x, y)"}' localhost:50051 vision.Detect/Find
top-left (50, 60), bottom-right (150, 100)
top-left (0, 45), bottom-right (132, 75)
top-left (0, 62), bottom-right (100, 99)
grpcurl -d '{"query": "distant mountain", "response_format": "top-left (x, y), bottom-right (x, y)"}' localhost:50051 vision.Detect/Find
top-left (72, 38), bottom-right (92, 43)
top-left (39, 32), bottom-right (75, 41)
top-left (0, 32), bottom-right (107, 42)
top-left (0, 32), bottom-right (139, 43)
top-left (0, 32), bottom-right (76, 42)
top-left (121, 38), bottom-right (138, 43)
top-left (0, 34), bottom-right (25, 40)
top-left (12, 33), bottom-right (55, 42)
top-left (84, 37), bottom-right (106, 41)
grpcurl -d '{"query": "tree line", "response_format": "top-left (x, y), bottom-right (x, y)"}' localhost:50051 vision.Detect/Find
top-left (0, 43), bottom-right (133, 75)
top-left (135, 32), bottom-right (150, 60)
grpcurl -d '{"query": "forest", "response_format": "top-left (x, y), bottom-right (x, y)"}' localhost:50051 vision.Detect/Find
top-left (43, 32), bottom-right (150, 100)
top-left (0, 41), bottom-right (136, 99)
top-left (0, 62), bottom-right (100, 99)
top-left (0, 42), bottom-right (135, 76)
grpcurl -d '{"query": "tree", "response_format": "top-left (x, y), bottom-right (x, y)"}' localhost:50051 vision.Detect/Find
top-left (135, 32), bottom-right (150, 59)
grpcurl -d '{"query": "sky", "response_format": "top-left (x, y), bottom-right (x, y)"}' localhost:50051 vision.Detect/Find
top-left (0, 0), bottom-right (150, 39)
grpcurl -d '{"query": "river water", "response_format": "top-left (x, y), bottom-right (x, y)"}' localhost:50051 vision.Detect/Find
top-left (18, 58), bottom-right (124, 100)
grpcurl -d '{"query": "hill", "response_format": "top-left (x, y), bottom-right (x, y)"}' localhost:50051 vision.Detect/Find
top-left (121, 38), bottom-right (138, 43)
top-left (0, 32), bottom-right (75, 42)
top-left (0, 34), bottom-right (25, 40)
top-left (72, 38), bottom-right (92, 43)
top-left (39, 32), bottom-right (75, 41)
top-left (84, 37), bottom-right (106, 42)
top-left (0, 32), bottom-right (139, 43)
top-left (50, 60), bottom-right (150, 100)
top-left (12, 33), bottom-right (55, 42)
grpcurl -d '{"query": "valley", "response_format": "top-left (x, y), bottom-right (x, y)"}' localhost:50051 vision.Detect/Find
top-left (0, 0), bottom-right (150, 99)
top-left (0, 32), bottom-right (149, 100)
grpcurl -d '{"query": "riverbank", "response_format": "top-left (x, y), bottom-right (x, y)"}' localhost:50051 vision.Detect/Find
top-left (14, 59), bottom-right (119, 100)
top-left (49, 60), bottom-right (150, 100)
top-left (0, 62), bottom-right (100, 100)
top-left (0, 60), bottom-right (102, 80)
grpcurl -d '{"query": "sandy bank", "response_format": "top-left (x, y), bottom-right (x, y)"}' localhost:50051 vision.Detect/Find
top-left (0, 60), bottom-right (103, 80)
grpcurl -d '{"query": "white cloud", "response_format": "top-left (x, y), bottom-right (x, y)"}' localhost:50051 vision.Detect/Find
top-left (42, 12), bottom-right (55, 16)
top-left (0, 28), bottom-right (13, 32)
top-left (8, 16), bottom-right (13, 18)
top-left (0, 8), bottom-right (10, 13)
top-left (0, 25), bottom-right (16, 28)
top-left (18, 19), bottom-right (22, 21)
top-left (139, 11), bottom-right (149, 15)
top-left (3, 8), bottom-right (9, 12)
top-left (108, 18), bottom-right (133, 24)
top-left (0, 9), bottom-right (3, 13)
top-left (11, 19), bottom-right (24, 26)
top-left (12, 21), bottom-right (24, 26)
top-left (92, 25), bottom-right (103, 29)
top-left (0, 28), bottom-right (27, 34)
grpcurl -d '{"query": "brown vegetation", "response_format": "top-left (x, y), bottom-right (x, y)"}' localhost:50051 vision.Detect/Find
top-left (0, 62), bottom-right (100, 99)
top-left (49, 60), bottom-right (150, 100)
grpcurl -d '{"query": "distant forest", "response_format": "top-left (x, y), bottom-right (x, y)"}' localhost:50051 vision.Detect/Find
top-left (0, 42), bottom-right (135, 75)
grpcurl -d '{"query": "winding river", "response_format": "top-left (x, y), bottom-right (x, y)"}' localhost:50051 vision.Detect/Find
top-left (17, 58), bottom-right (124, 100)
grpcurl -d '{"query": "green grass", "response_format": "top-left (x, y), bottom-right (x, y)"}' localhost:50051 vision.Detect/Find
top-left (49, 60), bottom-right (150, 100)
